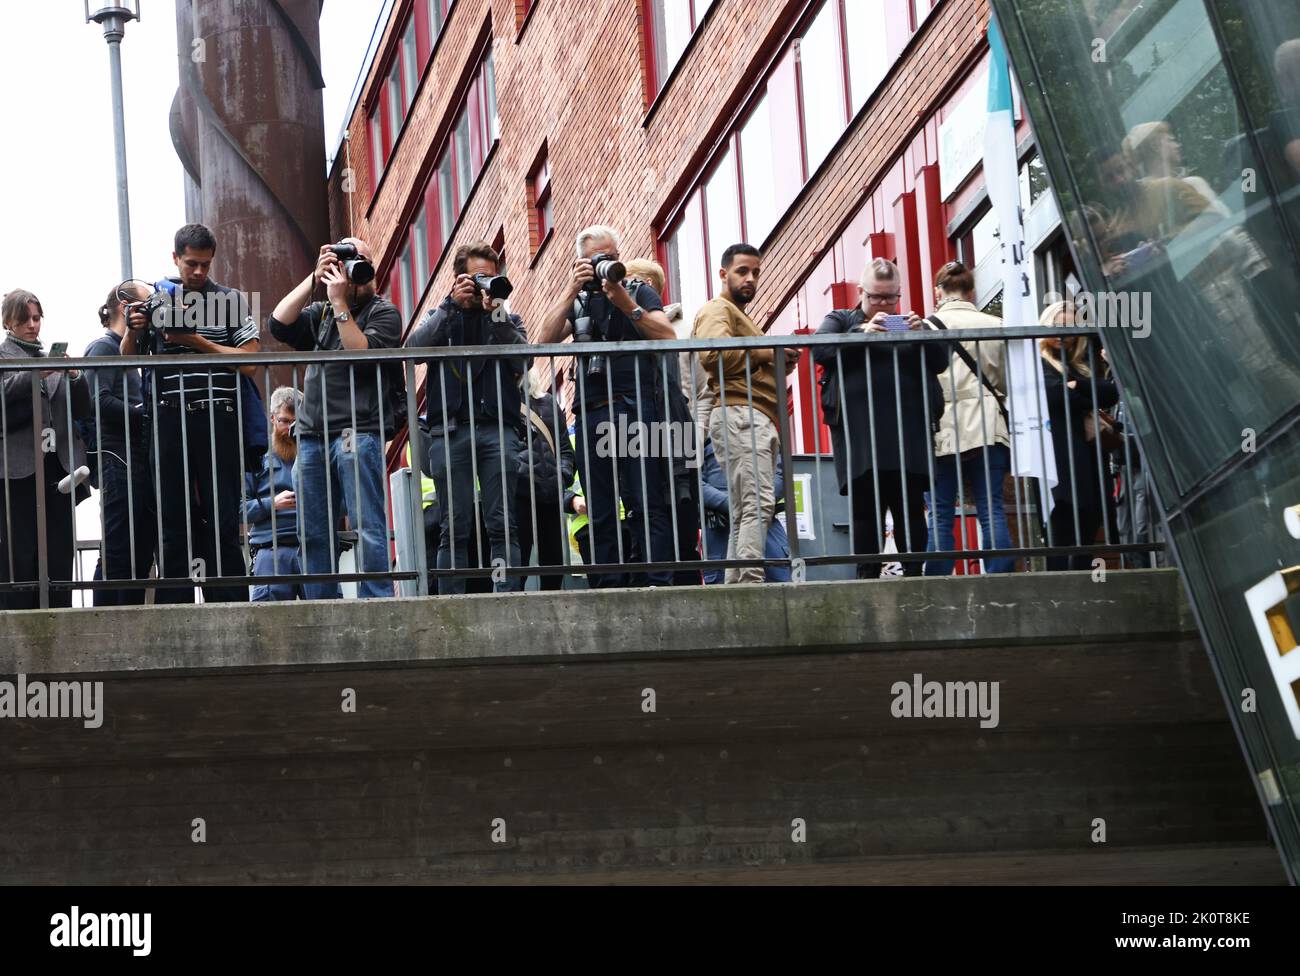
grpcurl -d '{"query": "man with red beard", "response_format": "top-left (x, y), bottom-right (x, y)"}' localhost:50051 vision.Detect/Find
top-left (242, 386), bottom-right (303, 600)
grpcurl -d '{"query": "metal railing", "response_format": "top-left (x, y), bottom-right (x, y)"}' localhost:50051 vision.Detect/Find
top-left (0, 325), bottom-right (1163, 608)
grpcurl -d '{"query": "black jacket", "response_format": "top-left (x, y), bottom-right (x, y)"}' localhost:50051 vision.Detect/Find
top-left (814, 307), bottom-right (948, 492)
top-left (82, 329), bottom-right (146, 449)
top-left (1042, 352), bottom-right (1119, 513)
top-left (268, 294), bottom-right (403, 436)
top-left (516, 393), bottom-right (576, 506)
top-left (405, 296), bottom-right (527, 436)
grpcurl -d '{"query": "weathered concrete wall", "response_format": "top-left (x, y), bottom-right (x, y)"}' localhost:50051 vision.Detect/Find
top-left (0, 571), bottom-right (1284, 883)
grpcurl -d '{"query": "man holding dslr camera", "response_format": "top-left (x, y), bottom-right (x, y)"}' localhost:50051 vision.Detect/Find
top-left (120, 223), bottom-right (260, 603)
top-left (269, 238), bottom-right (402, 600)
top-left (405, 241), bottom-right (527, 594)
top-left (540, 225), bottom-right (676, 588)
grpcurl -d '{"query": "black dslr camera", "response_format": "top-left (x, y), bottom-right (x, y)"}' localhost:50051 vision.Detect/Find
top-left (118, 279), bottom-right (195, 341)
top-left (582, 253), bottom-right (626, 294)
top-left (328, 242), bottom-right (375, 286)
top-left (472, 273), bottom-right (513, 301)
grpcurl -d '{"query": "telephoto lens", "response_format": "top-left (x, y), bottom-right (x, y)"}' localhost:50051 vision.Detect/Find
top-left (328, 242), bottom-right (376, 286)
top-left (472, 273), bottom-right (514, 301)
top-left (592, 254), bottom-right (625, 285)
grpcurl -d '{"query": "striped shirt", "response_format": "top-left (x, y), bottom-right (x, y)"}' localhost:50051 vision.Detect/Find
top-left (151, 280), bottom-right (259, 403)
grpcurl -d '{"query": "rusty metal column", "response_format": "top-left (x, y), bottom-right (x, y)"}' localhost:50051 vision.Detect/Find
top-left (173, 0), bottom-right (329, 387)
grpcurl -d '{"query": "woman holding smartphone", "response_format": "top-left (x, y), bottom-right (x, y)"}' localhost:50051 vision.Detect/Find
top-left (0, 289), bottom-right (92, 609)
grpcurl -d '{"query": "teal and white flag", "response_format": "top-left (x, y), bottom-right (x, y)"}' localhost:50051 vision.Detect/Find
top-left (984, 14), bottom-right (1057, 512)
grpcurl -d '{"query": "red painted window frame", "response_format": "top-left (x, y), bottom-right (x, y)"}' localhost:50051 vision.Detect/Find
top-left (366, 0), bottom-right (460, 194)
top-left (529, 147), bottom-right (553, 251)
top-left (657, 0), bottom-right (928, 320)
top-left (380, 44), bottom-right (500, 324)
top-left (640, 0), bottom-right (714, 101)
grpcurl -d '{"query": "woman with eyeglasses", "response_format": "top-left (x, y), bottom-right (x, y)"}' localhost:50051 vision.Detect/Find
top-left (814, 257), bottom-right (947, 579)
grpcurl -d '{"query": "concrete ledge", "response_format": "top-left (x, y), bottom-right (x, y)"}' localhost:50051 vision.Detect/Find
top-left (0, 569), bottom-right (1194, 675)
top-left (3, 566), bottom-right (1275, 885)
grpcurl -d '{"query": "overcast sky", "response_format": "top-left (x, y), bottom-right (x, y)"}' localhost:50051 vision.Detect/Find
top-left (0, 0), bottom-right (386, 357)
top-left (0, 0), bottom-right (386, 591)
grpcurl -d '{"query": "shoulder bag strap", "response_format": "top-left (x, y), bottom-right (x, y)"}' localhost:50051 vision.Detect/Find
top-left (524, 403), bottom-right (558, 458)
top-left (927, 314), bottom-right (1009, 425)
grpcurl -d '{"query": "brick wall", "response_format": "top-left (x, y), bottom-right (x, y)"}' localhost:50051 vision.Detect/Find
top-left (329, 0), bottom-right (990, 340)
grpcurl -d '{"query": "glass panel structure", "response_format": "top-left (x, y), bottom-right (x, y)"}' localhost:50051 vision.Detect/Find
top-left (993, 0), bottom-right (1300, 883)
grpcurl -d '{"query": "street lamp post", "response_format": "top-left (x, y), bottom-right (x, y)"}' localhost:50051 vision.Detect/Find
top-left (85, 2), bottom-right (141, 282)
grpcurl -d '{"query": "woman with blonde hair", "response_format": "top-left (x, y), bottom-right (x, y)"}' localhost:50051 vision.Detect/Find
top-left (1038, 301), bottom-right (1118, 570)
top-left (515, 359), bottom-right (575, 590)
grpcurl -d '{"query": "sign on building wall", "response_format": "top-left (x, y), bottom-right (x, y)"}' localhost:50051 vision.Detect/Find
top-left (792, 473), bottom-right (814, 541)
top-left (938, 65), bottom-right (1022, 200)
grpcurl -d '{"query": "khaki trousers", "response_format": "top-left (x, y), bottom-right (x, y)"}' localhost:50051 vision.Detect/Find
top-left (709, 405), bottom-right (779, 584)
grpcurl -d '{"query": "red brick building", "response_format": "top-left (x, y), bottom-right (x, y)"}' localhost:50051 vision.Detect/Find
top-left (327, 0), bottom-right (1067, 453)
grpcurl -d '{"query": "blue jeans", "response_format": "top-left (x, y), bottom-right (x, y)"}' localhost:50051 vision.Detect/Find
top-left (427, 420), bottom-right (523, 595)
top-left (251, 542), bottom-right (303, 601)
top-left (295, 432), bottom-right (392, 600)
top-left (925, 444), bottom-right (1015, 575)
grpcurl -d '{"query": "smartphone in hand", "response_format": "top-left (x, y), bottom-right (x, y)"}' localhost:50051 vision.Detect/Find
top-left (881, 315), bottom-right (908, 332)
top-left (48, 342), bottom-right (69, 357)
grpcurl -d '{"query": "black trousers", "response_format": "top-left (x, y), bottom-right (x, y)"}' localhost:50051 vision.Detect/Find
top-left (515, 490), bottom-right (567, 591)
top-left (152, 401), bottom-right (247, 603)
top-left (0, 461), bottom-right (75, 609)
top-left (1046, 506), bottom-right (1104, 571)
top-left (848, 469), bottom-right (928, 579)
top-left (93, 444), bottom-right (157, 606)
top-left (671, 493), bottom-right (702, 586)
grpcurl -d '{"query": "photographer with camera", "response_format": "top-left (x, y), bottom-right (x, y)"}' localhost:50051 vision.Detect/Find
top-left (405, 241), bottom-right (527, 595)
top-left (269, 237), bottom-right (402, 600)
top-left (82, 282), bottom-right (157, 605)
top-left (540, 226), bottom-right (676, 588)
top-left (120, 223), bottom-right (260, 603)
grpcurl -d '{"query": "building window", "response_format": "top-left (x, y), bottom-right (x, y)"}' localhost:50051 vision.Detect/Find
top-left (492, 227), bottom-right (507, 278)
top-left (382, 45), bottom-right (501, 324)
top-left (401, 19), bottom-right (419, 110)
top-left (844, 0), bottom-right (889, 112)
top-left (643, 0), bottom-right (717, 98)
top-left (513, 0), bottom-right (533, 33)
top-left (436, 151), bottom-right (455, 244)
top-left (798, 0), bottom-right (848, 174)
top-left (393, 240), bottom-right (414, 322)
top-left (453, 107), bottom-right (473, 212)
top-left (704, 145), bottom-right (742, 273)
top-left (428, 0), bottom-right (450, 39)
top-left (366, 1), bottom-right (457, 192)
top-left (528, 146), bottom-right (553, 254)
top-left (411, 204), bottom-right (429, 286)
top-left (386, 60), bottom-right (404, 140)
top-left (368, 107), bottom-right (385, 176)
top-left (659, 0), bottom-right (924, 314)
